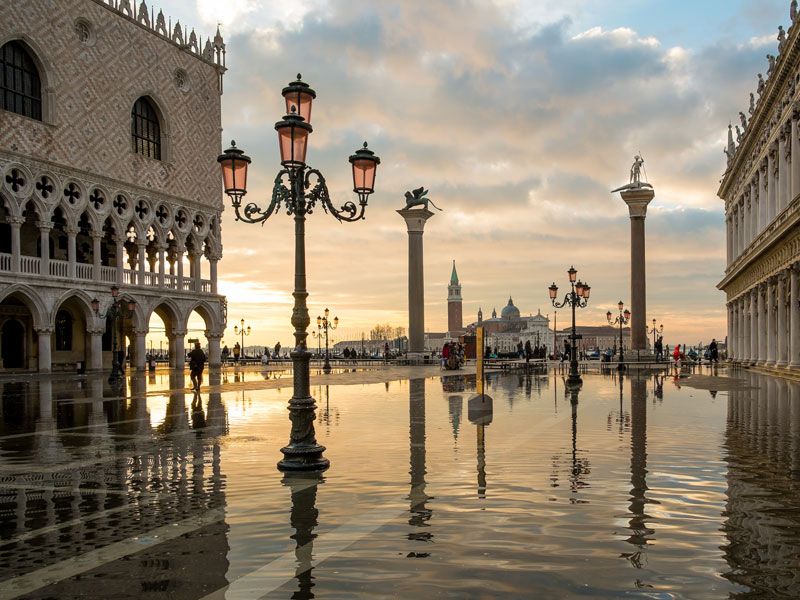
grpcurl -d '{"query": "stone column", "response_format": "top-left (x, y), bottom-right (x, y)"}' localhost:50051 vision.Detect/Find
top-left (157, 243), bottom-right (167, 287)
top-left (9, 217), bottom-right (22, 273)
top-left (191, 251), bottom-right (202, 292)
top-left (790, 264), bottom-right (800, 369)
top-left (88, 329), bottom-right (103, 371)
top-left (176, 247), bottom-right (185, 291)
top-left (750, 288), bottom-right (758, 366)
top-left (777, 273), bottom-right (788, 368)
top-left (767, 278), bottom-right (776, 367)
top-left (114, 235), bottom-right (125, 287)
top-left (725, 215), bottom-right (732, 265)
top-left (170, 329), bottom-right (186, 370)
top-left (726, 303), bottom-right (733, 361)
top-left (39, 223), bottom-right (51, 276)
top-left (751, 180), bottom-right (759, 239)
top-left (66, 226), bottom-right (77, 278)
top-left (397, 207), bottom-right (436, 358)
top-left (742, 296), bottom-right (751, 364)
top-left (136, 240), bottom-right (147, 286)
top-left (619, 187), bottom-right (655, 353)
top-left (133, 329), bottom-right (147, 371)
top-left (206, 331), bottom-right (222, 368)
top-left (757, 284), bottom-right (767, 366)
top-left (36, 328), bottom-right (52, 373)
top-left (731, 302), bottom-right (739, 361)
top-left (210, 258), bottom-right (219, 294)
top-left (91, 231), bottom-right (102, 282)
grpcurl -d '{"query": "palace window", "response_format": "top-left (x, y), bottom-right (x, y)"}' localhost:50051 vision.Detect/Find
top-left (55, 310), bottom-right (73, 352)
top-left (0, 41), bottom-right (42, 120)
top-left (131, 97), bottom-right (161, 160)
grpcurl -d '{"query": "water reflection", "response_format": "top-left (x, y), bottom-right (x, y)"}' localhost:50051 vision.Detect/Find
top-left (283, 472), bottom-right (323, 599)
top-left (408, 378), bottom-right (432, 549)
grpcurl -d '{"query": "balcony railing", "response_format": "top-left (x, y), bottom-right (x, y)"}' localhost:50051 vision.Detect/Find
top-left (0, 255), bottom-right (213, 294)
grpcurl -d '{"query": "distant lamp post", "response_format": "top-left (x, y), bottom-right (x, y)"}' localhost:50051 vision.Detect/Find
top-left (92, 285), bottom-right (136, 383)
top-left (316, 308), bottom-right (338, 374)
top-left (217, 74), bottom-right (379, 472)
top-left (607, 301), bottom-right (631, 371)
top-left (549, 266), bottom-right (590, 385)
top-left (647, 318), bottom-right (663, 350)
top-left (234, 318), bottom-right (252, 358)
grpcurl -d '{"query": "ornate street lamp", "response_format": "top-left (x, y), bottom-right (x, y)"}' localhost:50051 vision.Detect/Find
top-left (92, 285), bottom-right (136, 383)
top-left (549, 266), bottom-right (590, 385)
top-left (316, 308), bottom-right (338, 374)
top-left (217, 74), bottom-right (380, 472)
top-left (647, 318), bottom-right (663, 359)
top-left (607, 301), bottom-right (631, 371)
top-left (234, 318), bottom-right (252, 358)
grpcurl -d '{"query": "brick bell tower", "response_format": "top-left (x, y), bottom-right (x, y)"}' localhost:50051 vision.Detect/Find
top-left (447, 261), bottom-right (464, 338)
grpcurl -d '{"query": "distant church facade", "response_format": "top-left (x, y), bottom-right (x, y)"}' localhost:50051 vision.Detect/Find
top-left (0, 0), bottom-right (228, 372)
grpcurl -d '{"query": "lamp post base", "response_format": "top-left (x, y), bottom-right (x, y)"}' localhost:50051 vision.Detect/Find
top-left (278, 444), bottom-right (330, 472)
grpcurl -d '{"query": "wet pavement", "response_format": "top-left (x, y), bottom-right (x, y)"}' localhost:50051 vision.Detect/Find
top-left (0, 366), bottom-right (798, 599)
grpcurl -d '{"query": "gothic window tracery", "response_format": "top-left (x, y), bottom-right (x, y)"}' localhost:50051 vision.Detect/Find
top-left (0, 41), bottom-right (42, 120)
top-left (131, 97), bottom-right (162, 160)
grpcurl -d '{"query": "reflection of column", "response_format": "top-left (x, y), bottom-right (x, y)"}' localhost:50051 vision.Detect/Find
top-left (36, 328), bottom-right (52, 373)
top-left (742, 296), bottom-right (751, 364)
top-left (397, 208), bottom-right (436, 357)
top-left (477, 423), bottom-right (486, 499)
top-left (625, 377), bottom-right (653, 566)
top-left (283, 472), bottom-right (322, 598)
top-left (620, 187), bottom-right (655, 352)
top-left (409, 378), bottom-right (432, 535)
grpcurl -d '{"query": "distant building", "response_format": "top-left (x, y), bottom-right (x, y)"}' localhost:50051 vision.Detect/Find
top-left (0, 0), bottom-right (228, 372)
top-left (555, 325), bottom-right (631, 354)
top-left (447, 261), bottom-right (464, 338)
top-left (717, 9), bottom-right (799, 373)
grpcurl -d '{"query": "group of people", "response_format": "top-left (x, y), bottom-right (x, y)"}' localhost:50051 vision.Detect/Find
top-left (441, 342), bottom-right (465, 370)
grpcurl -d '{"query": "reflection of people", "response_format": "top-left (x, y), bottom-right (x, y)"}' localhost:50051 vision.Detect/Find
top-left (191, 391), bottom-right (206, 434)
top-left (189, 341), bottom-right (207, 390)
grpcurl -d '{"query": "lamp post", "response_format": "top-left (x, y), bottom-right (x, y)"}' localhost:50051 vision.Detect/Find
top-left (91, 286), bottom-right (136, 383)
top-left (217, 73), bottom-right (380, 472)
top-left (316, 308), bottom-right (338, 374)
top-left (647, 319), bottom-right (663, 358)
top-left (234, 318), bottom-right (251, 358)
top-left (607, 301), bottom-right (631, 371)
top-left (549, 266), bottom-right (591, 385)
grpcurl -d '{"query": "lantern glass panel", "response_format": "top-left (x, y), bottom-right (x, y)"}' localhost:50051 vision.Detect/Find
top-left (285, 92), bottom-right (313, 123)
top-left (568, 267), bottom-right (577, 283)
top-left (583, 286), bottom-right (591, 299)
top-left (548, 284), bottom-right (558, 300)
top-left (352, 158), bottom-right (377, 194)
top-left (278, 125), bottom-right (309, 168)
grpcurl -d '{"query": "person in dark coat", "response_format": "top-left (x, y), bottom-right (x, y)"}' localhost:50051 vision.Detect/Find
top-left (188, 341), bottom-right (207, 390)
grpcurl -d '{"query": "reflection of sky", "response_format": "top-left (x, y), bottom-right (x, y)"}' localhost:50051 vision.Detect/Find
top-left (153, 1), bottom-right (786, 346)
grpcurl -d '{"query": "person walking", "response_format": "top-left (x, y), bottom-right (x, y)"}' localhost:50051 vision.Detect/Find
top-left (654, 336), bottom-right (663, 362)
top-left (221, 344), bottom-right (229, 365)
top-left (232, 342), bottom-right (240, 364)
top-left (189, 341), bottom-right (207, 390)
top-left (673, 343), bottom-right (682, 374)
top-left (708, 338), bottom-right (719, 363)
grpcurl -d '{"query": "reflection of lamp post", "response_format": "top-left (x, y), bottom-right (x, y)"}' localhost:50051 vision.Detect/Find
top-left (549, 266), bottom-right (591, 385)
top-left (233, 318), bottom-right (251, 358)
top-left (91, 286), bottom-right (136, 383)
top-left (607, 300), bottom-right (631, 371)
top-left (282, 472), bottom-right (322, 597)
top-left (217, 74), bottom-right (379, 472)
top-left (316, 308), bottom-right (338, 374)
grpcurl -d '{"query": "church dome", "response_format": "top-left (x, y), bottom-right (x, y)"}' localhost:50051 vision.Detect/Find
top-left (501, 297), bottom-right (520, 320)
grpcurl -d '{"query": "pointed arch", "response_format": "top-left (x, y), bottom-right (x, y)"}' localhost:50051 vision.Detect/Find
top-left (0, 283), bottom-right (47, 329)
top-left (0, 35), bottom-right (54, 123)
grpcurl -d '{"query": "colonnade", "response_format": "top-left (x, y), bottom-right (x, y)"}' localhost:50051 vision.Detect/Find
top-left (727, 263), bottom-right (800, 369)
top-left (727, 119), bottom-right (800, 264)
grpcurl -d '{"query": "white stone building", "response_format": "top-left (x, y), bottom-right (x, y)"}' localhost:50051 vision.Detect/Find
top-left (0, 0), bottom-right (228, 372)
top-left (718, 4), bottom-right (800, 374)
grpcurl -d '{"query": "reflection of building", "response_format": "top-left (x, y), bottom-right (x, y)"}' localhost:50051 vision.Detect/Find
top-left (717, 10), bottom-right (799, 373)
top-left (0, 1), bottom-right (228, 373)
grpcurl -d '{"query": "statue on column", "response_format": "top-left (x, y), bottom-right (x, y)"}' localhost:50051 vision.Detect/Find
top-left (404, 187), bottom-right (443, 211)
top-left (611, 155), bottom-right (653, 193)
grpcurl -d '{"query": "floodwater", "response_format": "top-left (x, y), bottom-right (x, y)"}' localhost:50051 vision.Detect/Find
top-left (0, 368), bottom-right (798, 599)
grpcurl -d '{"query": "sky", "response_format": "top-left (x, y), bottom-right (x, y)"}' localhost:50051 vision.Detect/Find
top-left (155, 0), bottom-right (790, 350)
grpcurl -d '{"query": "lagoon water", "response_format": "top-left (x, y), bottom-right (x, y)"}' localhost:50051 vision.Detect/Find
top-left (0, 368), bottom-right (798, 599)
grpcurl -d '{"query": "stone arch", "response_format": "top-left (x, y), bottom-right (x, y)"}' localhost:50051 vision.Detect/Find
top-left (147, 299), bottom-right (181, 364)
top-left (0, 284), bottom-right (47, 329)
top-left (0, 35), bottom-right (55, 123)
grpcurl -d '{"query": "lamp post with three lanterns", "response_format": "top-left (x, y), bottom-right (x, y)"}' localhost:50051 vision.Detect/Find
top-left (647, 319), bottom-right (663, 353)
top-left (549, 266), bottom-right (591, 386)
top-left (316, 309), bottom-right (338, 374)
top-left (234, 318), bottom-right (251, 358)
top-left (217, 74), bottom-right (380, 472)
top-left (607, 301), bottom-right (631, 371)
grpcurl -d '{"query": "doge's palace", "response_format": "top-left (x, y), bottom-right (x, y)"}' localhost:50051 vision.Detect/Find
top-left (0, 0), bottom-right (228, 372)
top-left (718, 2), bottom-right (800, 374)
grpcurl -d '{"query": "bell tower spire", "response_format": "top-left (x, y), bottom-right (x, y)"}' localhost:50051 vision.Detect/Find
top-left (447, 260), bottom-right (464, 338)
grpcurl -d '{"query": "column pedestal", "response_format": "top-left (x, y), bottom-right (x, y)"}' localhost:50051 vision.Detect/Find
top-left (619, 187), bottom-right (655, 354)
top-left (397, 208), bottom-right (435, 359)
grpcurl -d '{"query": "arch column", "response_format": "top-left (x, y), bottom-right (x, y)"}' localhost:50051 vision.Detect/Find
top-left (792, 113), bottom-right (800, 202)
top-left (169, 328), bottom-right (186, 370)
top-left (66, 226), bottom-right (78, 278)
top-left (759, 162), bottom-right (767, 233)
top-left (136, 240), bottom-right (147, 286)
top-left (91, 231), bottom-right (103, 281)
top-left (741, 296), bottom-right (751, 364)
top-left (190, 250), bottom-right (202, 292)
top-left (209, 256), bottom-right (219, 295)
top-left (9, 216), bottom-right (22, 273)
top-left (87, 328), bottom-right (104, 371)
top-left (779, 128), bottom-right (789, 215)
top-left (206, 331), bottom-right (222, 368)
top-left (36, 327), bottom-right (52, 373)
top-left (157, 243), bottom-right (167, 287)
top-left (176, 246), bottom-right (185, 291)
top-left (768, 146), bottom-right (777, 224)
top-left (115, 235), bottom-right (125, 285)
top-left (133, 328), bottom-right (148, 371)
top-left (39, 222), bottom-right (51, 276)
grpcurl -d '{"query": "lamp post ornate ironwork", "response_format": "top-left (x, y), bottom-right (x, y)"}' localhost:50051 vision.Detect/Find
top-left (234, 318), bottom-right (251, 358)
top-left (316, 308), bottom-right (338, 374)
top-left (607, 301), bottom-right (631, 371)
top-left (549, 266), bottom-right (590, 385)
top-left (217, 74), bottom-right (380, 472)
top-left (91, 286), bottom-right (136, 383)
top-left (647, 319), bottom-right (663, 352)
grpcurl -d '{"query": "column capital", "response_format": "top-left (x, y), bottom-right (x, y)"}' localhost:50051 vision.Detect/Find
top-left (619, 187), bottom-right (655, 219)
top-left (65, 226), bottom-right (80, 236)
top-left (86, 327), bottom-right (106, 336)
top-left (90, 230), bottom-right (104, 240)
top-left (205, 330), bottom-right (224, 340)
top-left (8, 216), bottom-right (24, 226)
top-left (35, 327), bottom-right (54, 334)
top-left (397, 207), bottom-right (436, 233)
top-left (38, 221), bottom-right (53, 232)
top-left (133, 328), bottom-right (149, 336)
top-left (135, 238), bottom-right (148, 248)
top-left (171, 329), bottom-right (188, 338)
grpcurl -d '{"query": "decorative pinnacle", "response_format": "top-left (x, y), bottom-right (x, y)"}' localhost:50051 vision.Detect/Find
top-left (297, 73), bottom-right (302, 80)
